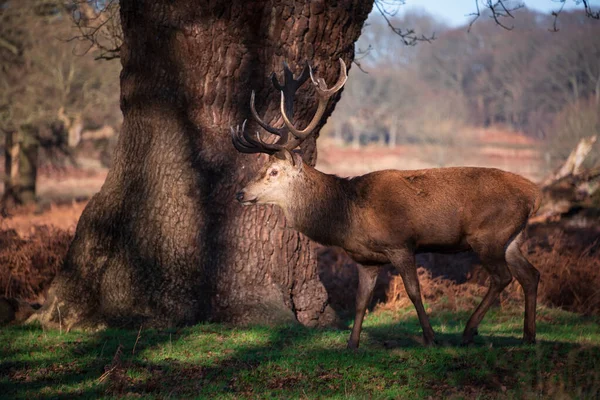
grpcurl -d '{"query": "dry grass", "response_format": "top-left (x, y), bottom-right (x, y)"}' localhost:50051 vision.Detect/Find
top-left (1, 202), bottom-right (87, 236)
top-left (527, 227), bottom-right (600, 316)
top-left (0, 201), bottom-right (83, 305)
top-left (0, 225), bottom-right (72, 303)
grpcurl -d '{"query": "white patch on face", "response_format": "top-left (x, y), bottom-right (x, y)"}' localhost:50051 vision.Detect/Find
top-left (242, 157), bottom-right (302, 207)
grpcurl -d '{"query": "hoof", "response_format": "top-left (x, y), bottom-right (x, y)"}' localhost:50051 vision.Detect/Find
top-left (346, 341), bottom-right (359, 350)
top-left (523, 336), bottom-right (536, 345)
top-left (461, 327), bottom-right (478, 346)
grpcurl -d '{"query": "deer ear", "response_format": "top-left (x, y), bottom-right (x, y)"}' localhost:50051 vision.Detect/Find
top-left (291, 152), bottom-right (303, 169)
top-left (277, 149), bottom-right (303, 168)
top-left (283, 150), bottom-right (304, 169)
top-left (280, 149), bottom-right (294, 164)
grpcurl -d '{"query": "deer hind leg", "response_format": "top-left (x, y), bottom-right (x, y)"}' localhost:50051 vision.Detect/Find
top-left (505, 232), bottom-right (540, 344)
top-left (463, 239), bottom-right (513, 345)
top-left (388, 249), bottom-right (436, 346)
top-left (347, 264), bottom-right (379, 349)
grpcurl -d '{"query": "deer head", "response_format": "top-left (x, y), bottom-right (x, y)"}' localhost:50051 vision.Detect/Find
top-left (232, 59), bottom-right (347, 207)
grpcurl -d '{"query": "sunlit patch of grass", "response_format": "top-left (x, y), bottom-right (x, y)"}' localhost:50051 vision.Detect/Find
top-left (2, 305), bottom-right (600, 399)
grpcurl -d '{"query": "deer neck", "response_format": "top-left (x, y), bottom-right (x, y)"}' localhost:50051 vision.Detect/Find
top-left (283, 164), bottom-right (352, 247)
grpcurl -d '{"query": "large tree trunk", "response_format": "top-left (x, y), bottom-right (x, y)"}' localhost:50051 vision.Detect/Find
top-left (32, 0), bottom-right (372, 330)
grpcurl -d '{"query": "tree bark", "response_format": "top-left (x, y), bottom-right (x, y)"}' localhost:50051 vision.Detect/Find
top-left (32, 0), bottom-right (372, 330)
top-left (1, 130), bottom-right (20, 209)
top-left (18, 126), bottom-right (38, 205)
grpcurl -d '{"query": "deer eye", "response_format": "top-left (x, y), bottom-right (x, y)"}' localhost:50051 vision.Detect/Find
top-left (269, 169), bottom-right (278, 177)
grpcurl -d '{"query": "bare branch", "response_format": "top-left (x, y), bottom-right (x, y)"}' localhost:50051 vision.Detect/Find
top-left (550, 0), bottom-right (567, 32)
top-left (353, 44), bottom-right (372, 74)
top-left (581, 0), bottom-right (600, 19)
top-left (468, 0), bottom-right (525, 31)
top-left (374, 0), bottom-right (436, 46)
top-left (546, 0), bottom-right (599, 32)
top-left (488, 1), bottom-right (524, 30)
top-left (469, 0), bottom-right (599, 32)
top-left (467, 0), bottom-right (482, 32)
top-left (70, 0), bottom-right (122, 60)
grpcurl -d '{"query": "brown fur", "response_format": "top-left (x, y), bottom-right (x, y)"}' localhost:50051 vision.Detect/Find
top-left (239, 158), bottom-right (542, 349)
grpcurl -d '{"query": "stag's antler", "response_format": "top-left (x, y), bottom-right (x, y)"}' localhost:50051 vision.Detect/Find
top-left (231, 59), bottom-right (347, 159)
top-left (280, 58), bottom-right (347, 143)
top-left (230, 120), bottom-right (282, 155)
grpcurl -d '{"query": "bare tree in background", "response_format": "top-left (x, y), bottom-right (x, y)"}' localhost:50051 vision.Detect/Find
top-left (333, 5), bottom-right (599, 159)
top-left (0, 0), bottom-right (121, 204)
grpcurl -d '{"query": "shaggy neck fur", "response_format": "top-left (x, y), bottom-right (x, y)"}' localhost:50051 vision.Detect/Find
top-left (281, 164), bottom-right (355, 247)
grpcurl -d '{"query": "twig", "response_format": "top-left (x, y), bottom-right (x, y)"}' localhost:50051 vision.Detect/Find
top-left (57, 303), bottom-right (62, 335)
top-left (374, 0), bottom-right (435, 46)
top-left (468, 0), bottom-right (525, 32)
top-left (467, 0), bottom-right (482, 32)
top-left (69, 0), bottom-right (122, 60)
top-left (581, 0), bottom-right (600, 19)
top-left (97, 366), bottom-right (115, 383)
top-left (99, 339), bottom-right (108, 359)
top-left (98, 344), bottom-right (123, 383)
top-left (132, 324), bottom-right (142, 355)
top-left (550, 0), bottom-right (567, 32)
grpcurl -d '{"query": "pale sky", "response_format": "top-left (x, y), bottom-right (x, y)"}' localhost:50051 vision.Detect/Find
top-left (396, 0), bottom-right (600, 27)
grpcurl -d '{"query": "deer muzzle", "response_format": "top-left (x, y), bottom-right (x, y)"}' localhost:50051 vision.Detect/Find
top-left (236, 191), bottom-right (257, 205)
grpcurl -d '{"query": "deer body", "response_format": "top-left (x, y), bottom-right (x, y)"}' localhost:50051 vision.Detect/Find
top-left (232, 59), bottom-right (541, 349)
top-left (275, 166), bottom-right (540, 261)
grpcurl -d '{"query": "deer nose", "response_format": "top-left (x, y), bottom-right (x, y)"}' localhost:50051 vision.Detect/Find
top-left (236, 191), bottom-right (245, 202)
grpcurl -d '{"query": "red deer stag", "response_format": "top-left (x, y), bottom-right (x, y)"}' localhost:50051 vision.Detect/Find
top-left (232, 59), bottom-right (541, 349)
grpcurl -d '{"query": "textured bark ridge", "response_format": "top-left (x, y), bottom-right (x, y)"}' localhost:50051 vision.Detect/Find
top-left (31, 0), bottom-right (372, 330)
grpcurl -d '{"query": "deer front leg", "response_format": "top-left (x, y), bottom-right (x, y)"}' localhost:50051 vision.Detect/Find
top-left (347, 264), bottom-right (379, 349)
top-left (388, 249), bottom-right (436, 346)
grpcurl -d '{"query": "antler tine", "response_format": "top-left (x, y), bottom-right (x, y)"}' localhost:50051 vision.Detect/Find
top-left (230, 120), bottom-right (287, 155)
top-left (249, 91), bottom-right (286, 137)
top-left (309, 58), bottom-right (348, 97)
top-left (231, 121), bottom-right (263, 154)
top-left (246, 61), bottom-right (312, 151)
top-left (231, 125), bottom-right (255, 154)
top-left (281, 58), bottom-right (348, 141)
top-left (271, 61), bottom-right (310, 119)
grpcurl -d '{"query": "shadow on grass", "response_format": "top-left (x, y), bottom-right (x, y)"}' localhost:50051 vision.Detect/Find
top-left (0, 323), bottom-right (181, 399)
top-left (2, 313), bottom-right (600, 399)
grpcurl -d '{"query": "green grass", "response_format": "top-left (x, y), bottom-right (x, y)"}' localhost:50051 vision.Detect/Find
top-left (2, 306), bottom-right (600, 399)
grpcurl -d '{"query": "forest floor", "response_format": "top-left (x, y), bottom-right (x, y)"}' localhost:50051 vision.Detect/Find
top-left (2, 305), bottom-right (600, 399)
